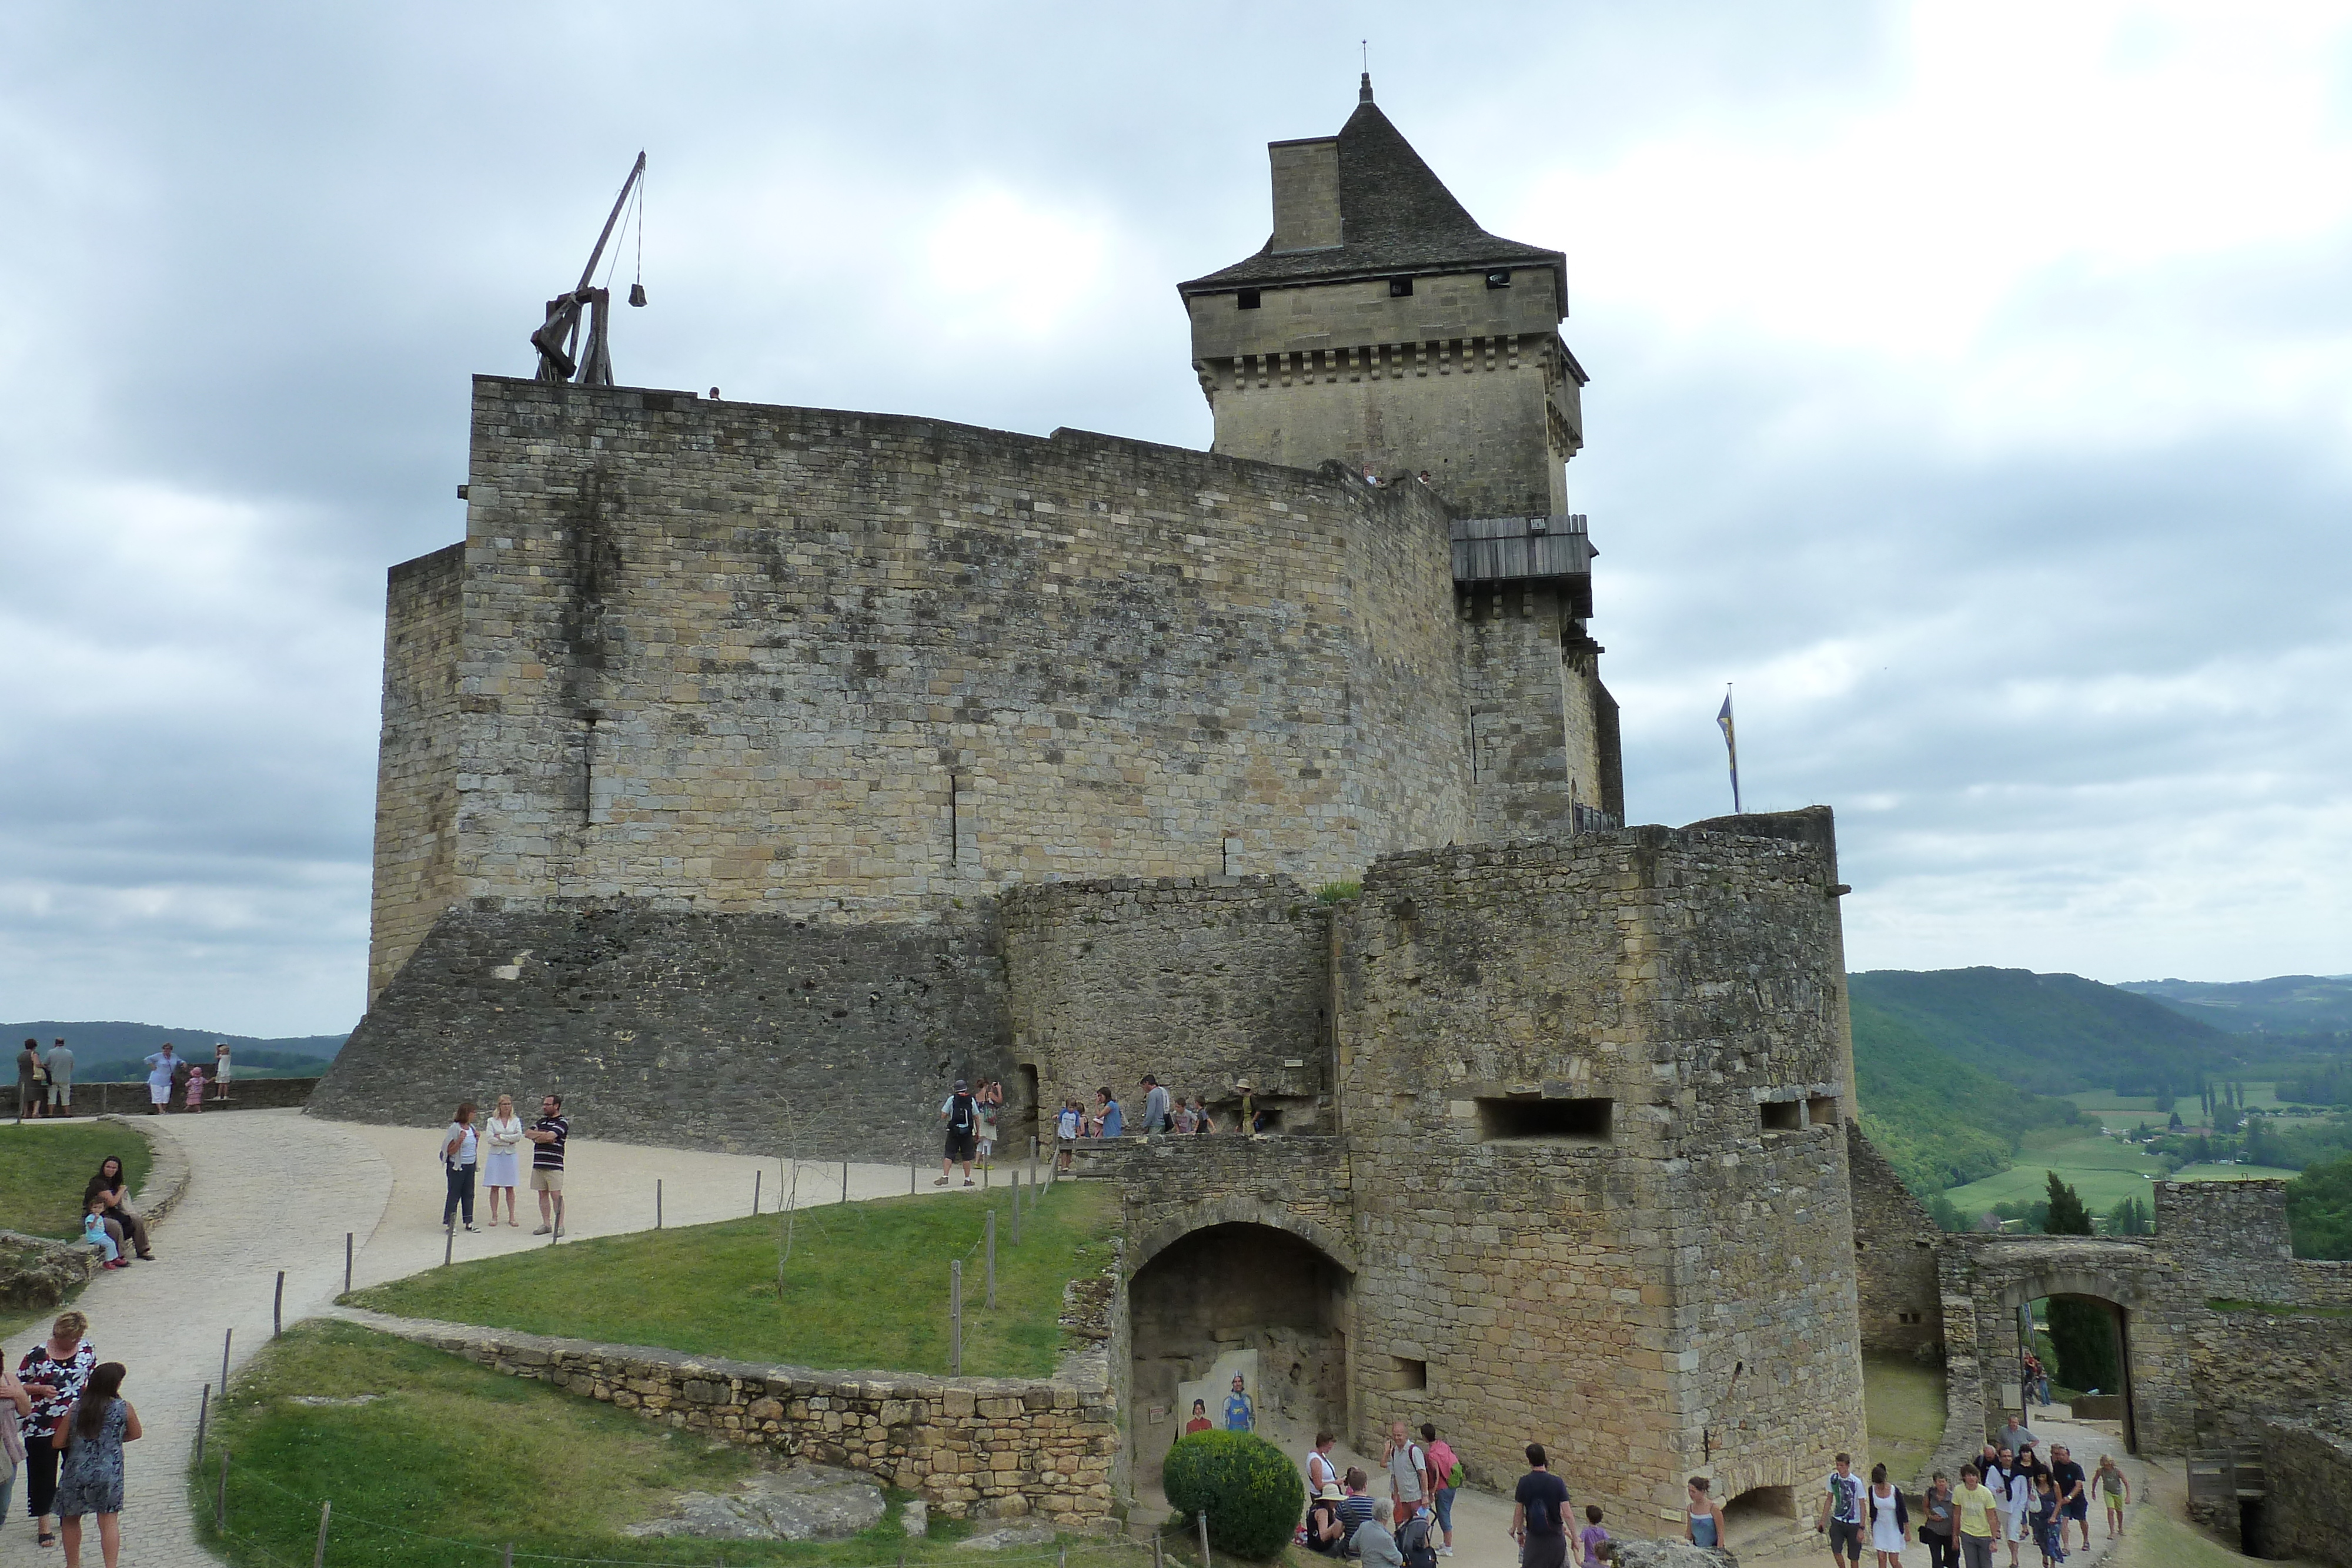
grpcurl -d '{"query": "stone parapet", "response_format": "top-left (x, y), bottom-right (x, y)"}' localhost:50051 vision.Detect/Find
top-left (330, 1257), bottom-right (1125, 1523)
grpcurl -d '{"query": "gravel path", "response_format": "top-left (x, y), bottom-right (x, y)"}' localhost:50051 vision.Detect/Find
top-left (9, 1108), bottom-right (981, 1568)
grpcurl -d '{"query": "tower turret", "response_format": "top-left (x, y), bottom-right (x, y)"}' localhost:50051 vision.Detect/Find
top-left (1178, 76), bottom-right (1586, 516)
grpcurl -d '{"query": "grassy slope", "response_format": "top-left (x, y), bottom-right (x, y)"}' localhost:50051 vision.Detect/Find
top-left (193, 1322), bottom-right (1148, 1568)
top-left (1850, 968), bottom-right (2241, 1098)
top-left (1853, 995), bottom-right (2084, 1195)
top-left (1862, 1354), bottom-right (1946, 1487)
top-left (350, 1182), bottom-right (1117, 1378)
top-left (0, 1123), bottom-right (153, 1239)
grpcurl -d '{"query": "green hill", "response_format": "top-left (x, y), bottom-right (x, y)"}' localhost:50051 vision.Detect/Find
top-left (1852, 994), bottom-right (2084, 1195)
top-left (1847, 968), bottom-right (2244, 1098)
top-left (2119, 975), bottom-right (2352, 1037)
top-left (5, 1021), bottom-right (346, 1061)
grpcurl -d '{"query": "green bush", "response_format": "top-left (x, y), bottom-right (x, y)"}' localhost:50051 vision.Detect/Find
top-left (1162, 1430), bottom-right (1304, 1561)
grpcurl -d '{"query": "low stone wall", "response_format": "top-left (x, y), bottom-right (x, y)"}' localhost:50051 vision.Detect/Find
top-left (0, 1115), bottom-right (191, 1309)
top-left (335, 1258), bottom-right (1125, 1523)
top-left (39, 1077), bottom-right (319, 1115)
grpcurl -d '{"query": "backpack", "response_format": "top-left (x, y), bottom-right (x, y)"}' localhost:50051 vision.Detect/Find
top-left (1399, 1514), bottom-right (1437, 1568)
top-left (948, 1092), bottom-right (974, 1131)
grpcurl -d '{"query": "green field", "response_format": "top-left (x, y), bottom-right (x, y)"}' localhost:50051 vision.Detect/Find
top-left (0, 1122), bottom-right (154, 1239)
top-left (349, 1182), bottom-right (1117, 1378)
top-left (1945, 1129), bottom-right (2298, 1216)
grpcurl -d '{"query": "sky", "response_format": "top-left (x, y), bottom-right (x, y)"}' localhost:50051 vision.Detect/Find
top-left (2, 1), bottom-right (2348, 1037)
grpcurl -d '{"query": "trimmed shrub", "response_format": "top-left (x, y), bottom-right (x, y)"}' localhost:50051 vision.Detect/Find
top-left (1162, 1430), bottom-right (1305, 1560)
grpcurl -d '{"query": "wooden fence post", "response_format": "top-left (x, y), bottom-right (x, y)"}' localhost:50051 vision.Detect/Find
top-left (273, 1271), bottom-right (285, 1336)
top-left (312, 1500), bottom-right (332, 1568)
top-left (950, 1259), bottom-right (963, 1375)
top-left (985, 1210), bottom-right (997, 1308)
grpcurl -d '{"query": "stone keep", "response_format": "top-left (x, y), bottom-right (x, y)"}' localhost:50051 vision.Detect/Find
top-left (320, 79), bottom-right (1865, 1530)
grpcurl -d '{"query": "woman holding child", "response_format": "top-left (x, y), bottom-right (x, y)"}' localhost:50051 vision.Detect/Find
top-left (82, 1159), bottom-right (153, 1263)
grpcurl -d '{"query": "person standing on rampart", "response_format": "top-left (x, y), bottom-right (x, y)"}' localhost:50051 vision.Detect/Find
top-left (1141, 1075), bottom-right (1171, 1135)
top-left (15, 1039), bottom-right (41, 1122)
top-left (211, 1043), bottom-right (231, 1102)
top-left (1096, 1086), bottom-right (1124, 1139)
top-left (937, 1079), bottom-right (978, 1187)
top-left (46, 1040), bottom-right (73, 1117)
top-left (139, 1045), bottom-right (177, 1116)
top-left (526, 1094), bottom-right (567, 1236)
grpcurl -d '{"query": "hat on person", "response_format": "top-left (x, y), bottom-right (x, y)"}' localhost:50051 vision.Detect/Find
top-left (954, 1079), bottom-right (968, 1091)
top-left (1319, 1483), bottom-right (1345, 1502)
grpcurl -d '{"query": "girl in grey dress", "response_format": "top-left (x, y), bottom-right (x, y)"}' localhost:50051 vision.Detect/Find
top-left (53, 1362), bottom-right (139, 1568)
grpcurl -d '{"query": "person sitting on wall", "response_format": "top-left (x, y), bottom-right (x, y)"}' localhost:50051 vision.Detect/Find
top-left (1305, 1484), bottom-right (1349, 1556)
top-left (1337, 1469), bottom-right (1377, 1557)
top-left (82, 1158), bottom-right (153, 1262)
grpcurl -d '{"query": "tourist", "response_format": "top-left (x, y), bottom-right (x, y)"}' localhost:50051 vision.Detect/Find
top-left (139, 1044), bottom-right (177, 1116)
top-left (482, 1095), bottom-right (525, 1226)
top-left (15, 1039), bottom-right (41, 1122)
top-left (1173, 1096), bottom-right (1198, 1135)
top-left (1, 1345), bottom-right (31, 1537)
top-left (1579, 1506), bottom-right (1611, 1567)
top-left (937, 1079), bottom-right (980, 1188)
top-left (1306, 1430), bottom-right (1339, 1496)
top-left (1355, 1499), bottom-right (1404, 1568)
top-left (1223, 1373), bottom-right (1254, 1432)
top-left (1338, 1468), bottom-right (1377, 1552)
top-left (46, 1039), bottom-right (74, 1118)
top-left (18, 1311), bottom-right (96, 1549)
top-left (1686, 1477), bottom-right (1725, 1552)
top-left (1182, 1399), bottom-right (1211, 1436)
top-left (526, 1094), bottom-right (569, 1236)
top-left (1819, 1452), bottom-right (1865, 1568)
top-left (1920, 1473), bottom-right (1957, 1568)
top-left (1141, 1075), bottom-right (1172, 1134)
top-left (2093, 1456), bottom-right (2128, 1539)
top-left (1953, 1466), bottom-right (2001, 1568)
top-left (212, 1042), bottom-right (231, 1102)
top-left (1868, 1462), bottom-right (1908, 1567)
top-left (442, 1101), bottom-right (481, 1232)
top-left (1191, 1096), bottom-right (1215, 1134)
top-left (1421, 1423), bottom-right (1459, 1557)
top-left (1993, 1448), bottom-right (2031, 1567)
top-left (1096, 1086), bottom-right (1124, 1139)
top-left (975, 1080), bottom-right (1001, 1169)
top-left (2028, 1474), bottom-right (2062, 1567)
top-left (51, 1360), bottom-right (137, 1568)
top-left (182, 1065), bottom-right (205, 1113)
top-left (1237, 1079), bottom-right (1257, 1133)
top-left (2047, 1446), bottom-right (2088, 1553)
top-left (79, 1203), bottom-right (123, 1271)
top-left (1306, 1483), bottom-right (1349, 1556)
top-left (1997, 1417), bottom-right (2034, 1458)
top-left (82, 1159), bottom-right (153, 1262)
top-left (1382, 1420), bottom-right (1426, 1522)
top-left (1055, 1099), bottom-right (1081, 1172)
top-left (1511, 1443), bottom-right (1571, 1568)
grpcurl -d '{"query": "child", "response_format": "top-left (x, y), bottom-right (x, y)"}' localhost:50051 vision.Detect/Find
top-left (82, 1201), bottom-right (124, 1268)
top-left (1580, 1505), bottom-right (1611, 1566)
top-left (184, 1065), bottom-right (206, 1111)
top-left (1055, 1099), bottom-right (1081, 1172)
top-left (2094, 1456), bottom-right (2129, 1540)
top-left (2030, 1473), bottom-right (2064, 1566)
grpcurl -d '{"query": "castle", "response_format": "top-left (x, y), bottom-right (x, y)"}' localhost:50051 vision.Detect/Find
top-left (318, 78), bottom-right (1900, 1528)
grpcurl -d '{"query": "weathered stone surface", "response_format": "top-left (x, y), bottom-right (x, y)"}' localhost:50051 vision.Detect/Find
top-left (1613, 1539), bottom-right (1738, 1568)
top-left (957, 1526), bottom-right (1058, 1550)
top-left (627, 1465), bottom-right (887, 1542)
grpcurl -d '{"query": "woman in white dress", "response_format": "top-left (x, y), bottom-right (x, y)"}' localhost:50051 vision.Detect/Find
top-left (482, 1095), bottom-right (526, 1227)
top-left (1869, 1463), bottom-right (1909, 1567)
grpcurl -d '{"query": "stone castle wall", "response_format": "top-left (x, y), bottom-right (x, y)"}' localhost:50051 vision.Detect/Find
top-left (1459, 584), bottom-right (1606, 840)
top-left (370, 543), bottom-right (464, 998)
top-left (1000, 877), bottom-right (1332, 1129)
top-left (1846, 1121), bottom-right (1945, 1362)
top-left (2256, 1411), bottom-right (2352, 1568)
top-left (1331, 816), bottom-right (1866, 1524)
top-left (425, 377), bottom-right (1472, 939)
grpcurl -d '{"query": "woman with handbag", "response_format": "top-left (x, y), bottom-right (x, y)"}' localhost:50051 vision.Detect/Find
top-left (51, 1361), bottom-right (139, 1568)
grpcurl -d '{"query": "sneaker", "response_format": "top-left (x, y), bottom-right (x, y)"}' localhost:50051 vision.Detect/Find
top-left (532, 1225), bottom-right (552, 1235)
top-left (964, 1179), bottom-right (976, 1188)
top-left (933, 1177), bottom-right (949, 1186)
top-left (465, 1223), bottom-right (481, 1232)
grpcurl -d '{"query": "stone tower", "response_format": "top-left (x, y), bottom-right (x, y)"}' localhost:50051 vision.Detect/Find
top-left (1179, 74), bottom-right (1584, 517)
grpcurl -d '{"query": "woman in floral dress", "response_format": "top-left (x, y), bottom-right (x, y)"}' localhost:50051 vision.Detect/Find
top-left (17, 1310), bottom-right (95, 1548)
top-left (52, 1361), bottom-right (139, 1568)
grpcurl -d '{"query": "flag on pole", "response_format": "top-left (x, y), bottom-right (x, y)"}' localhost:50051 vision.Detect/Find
top-left (1716, 690), bottom-right (1742, 814)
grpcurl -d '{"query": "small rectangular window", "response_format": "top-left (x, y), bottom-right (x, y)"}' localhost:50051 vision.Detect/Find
top-left (1475, 1096), bottom-right (1611, 1144)
top-left (1389, 1357), bottom-right (1428, 1391)
top-left (1760, 1101), bottom-right (1802, 1132)
top-left (1485, 269), bottom-right (1512, 289)
top-left (1808, 1095), bottom-right (1841, 1125)
top-left (1237, 289), bottom-right (1261, 309)
top-left (1389, 276), bottom-right (1414, 297)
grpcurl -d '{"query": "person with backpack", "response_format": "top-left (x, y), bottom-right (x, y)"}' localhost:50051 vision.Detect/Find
top-left (1511, 1443), bottom-right (1572, 1568)
top-left (1382, 1420), bottom-right (1427, 1522)
top-left (936, 1079), bottom-right (979, 1187)
top-left (1420, 1423), bottom-right (1461, 1557)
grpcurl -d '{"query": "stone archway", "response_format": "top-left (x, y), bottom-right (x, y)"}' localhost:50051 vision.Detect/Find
top-left (1130, 1222), bottom-right (1354, 1486)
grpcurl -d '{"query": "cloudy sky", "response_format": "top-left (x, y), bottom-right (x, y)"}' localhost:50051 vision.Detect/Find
top-left (3, 2), bottom-right (2347, 1037)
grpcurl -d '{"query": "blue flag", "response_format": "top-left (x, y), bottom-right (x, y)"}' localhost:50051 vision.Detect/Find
top-left (1716, 691), bottom-right (1742, 814)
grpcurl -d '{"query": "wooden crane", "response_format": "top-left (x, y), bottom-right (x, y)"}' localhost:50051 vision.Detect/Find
top-left (531, 152), bottom-right (647, 387)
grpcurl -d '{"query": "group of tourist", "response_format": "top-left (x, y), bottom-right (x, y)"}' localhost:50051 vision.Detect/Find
top-left (1816, 1423), bottom-right (2130, 1568)
top-left (934, 1074), bottom-right (1264, 1185)
top-left (11, 1039), bottom-right (235, 1122)
top-left (6, 1310), bottom-right (136, 1568)
top-left (1295, 1421), bottom-right (1474, 1567)
top-left (436, 1094), bottom-right (570, 1234)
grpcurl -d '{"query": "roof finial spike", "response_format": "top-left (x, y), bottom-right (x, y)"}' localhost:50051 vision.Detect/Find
top-left (1361, 40), bottom-right (1373, 102)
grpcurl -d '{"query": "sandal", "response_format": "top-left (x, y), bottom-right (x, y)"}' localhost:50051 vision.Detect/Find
top-left (38, 1532), bottom-right (55, 1547)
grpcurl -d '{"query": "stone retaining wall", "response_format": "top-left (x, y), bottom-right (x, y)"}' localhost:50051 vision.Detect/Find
top-left (2257, 1409), bottom-right (2352, 1567)
top-left (336, 1256), bottom-right (1126, 1523)
top-left (42, 1077), bottom-right (318, 1115)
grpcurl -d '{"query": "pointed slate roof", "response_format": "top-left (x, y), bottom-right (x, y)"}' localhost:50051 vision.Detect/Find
top-left (1179, 78), bottom-right (1566, 315)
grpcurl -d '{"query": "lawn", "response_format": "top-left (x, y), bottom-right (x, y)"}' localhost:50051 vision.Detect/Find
top-left (1946, 1135), bottom-right (2168, 1213)
top-left (1862, 1354), bottom-right (1946, 1487)
top-left (195, 1320), bottom-right (1154, 1568)
top-left (0, 1122), bottom-right (153, 1239)
top-left (349, 1181), bottom-right (1118, 1378)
